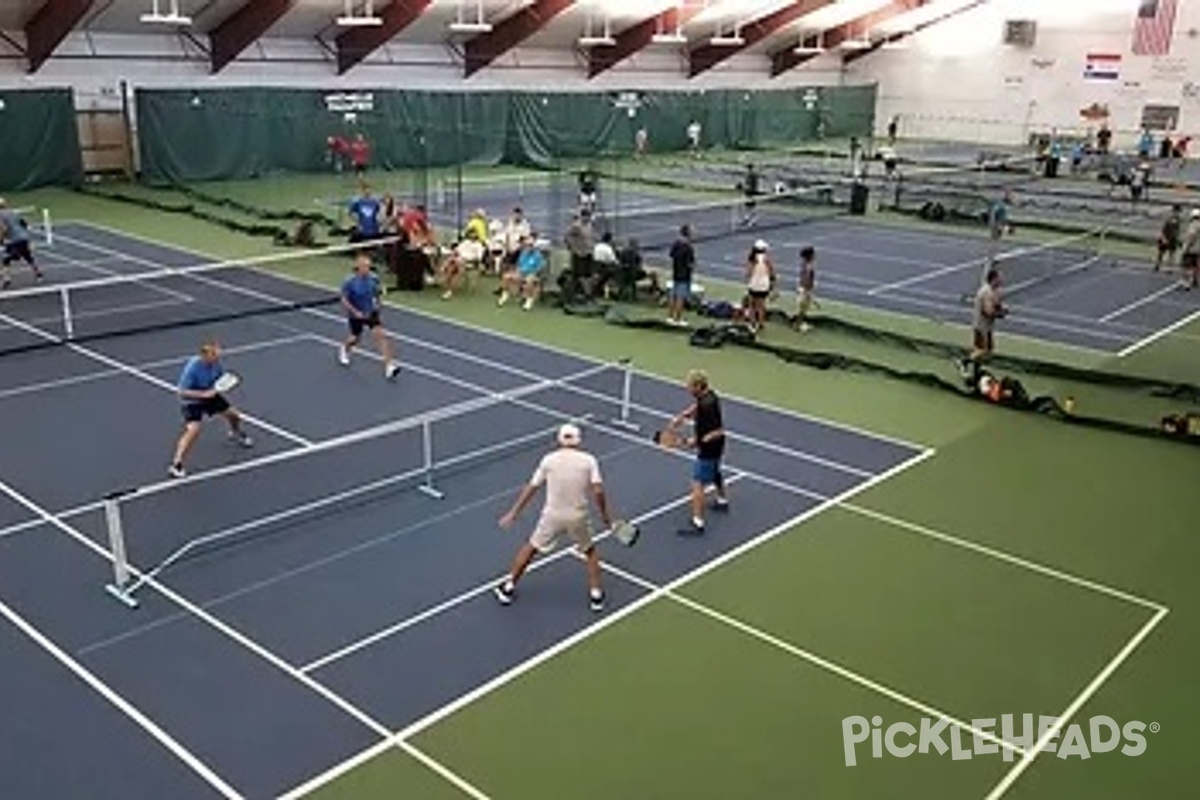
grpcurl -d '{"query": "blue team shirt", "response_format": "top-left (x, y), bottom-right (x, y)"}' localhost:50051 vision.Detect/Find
top-left (178, 356), bottom-right (222, 403)
top-left (989, 200), bottom-right (1009, 227)
top-left (516, 248), bottom-right (545, 277)
top-left (348, 197), bottom-right (381, 236)
top-left (342, 273), bottom-right (380, 316)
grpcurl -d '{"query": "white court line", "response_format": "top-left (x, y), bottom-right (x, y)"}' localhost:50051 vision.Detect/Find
top-left (599, 559), bottom-right (1023, 757)
top-left (0, 299), bottom-right (311, 449)
top-left (57, 221), bottom-right (932, 455)
top-left (0, 333), bottom-right (311, 403)
top-left (0, 465), bottom-right (490, 800)
top-left (292, 330), bottom-right (878, 482)
top-left (300, 474), bottom-right (748, 674)
top-left (1100, 282), bottom-right (1185, 323)
top-left (868, 254), bottom-right (983, 295)
top-left (0, 594), bottom-right (244, 799)
top-left (1117, 304), bottom-right (1200, 357)
top-left (982, 606), bottom-right (1170, 800)
top-left (75, 438), bottom-right (647, 658)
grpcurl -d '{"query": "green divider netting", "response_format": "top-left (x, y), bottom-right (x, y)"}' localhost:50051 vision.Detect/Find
top-left (135, 85), bottom-right (876, 183)
top-left (0, 88), bottom-right (83, 191)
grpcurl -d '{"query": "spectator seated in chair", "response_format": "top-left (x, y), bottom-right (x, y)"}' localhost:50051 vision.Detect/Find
top-left (592, 232), bottom-right (620, 299)
top-left (439, 228), bottom-right (485, 300)
top-left (498, 235), bottom-right (546, 311)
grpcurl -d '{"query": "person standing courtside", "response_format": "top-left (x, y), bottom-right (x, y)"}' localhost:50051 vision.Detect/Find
top-left (958, 268), bottom-right (1006, 380)
top-left (169, 341), bottom-right (252, 478)
top-left (0, 199), bottom-right (44, 289)
top-left (667, 370), bottom-right (729, 536)
top-left (667, 225), bottom-right (696, 327)
top-left (1181, 209), bottom-right (1200, 290)
top-left (794, 245), bottom-right (817, 332)
top-left (347, 186), bottom-right (382, 244)
top-left (338, 252), bottom-right (400, 378)
top-left (495, 423), bottom-right (614, 612)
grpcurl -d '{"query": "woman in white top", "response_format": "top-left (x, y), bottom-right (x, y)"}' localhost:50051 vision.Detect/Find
top-left (743, 239), bottom-right (776, 330)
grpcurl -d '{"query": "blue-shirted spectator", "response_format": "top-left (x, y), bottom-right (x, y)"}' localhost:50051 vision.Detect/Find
top-left (498, 235), bottom-right (546, 311)
top-left (338, 251), bottom-right (400, 379)
top-left (169, 341), bottom-right (252, 478)
top-left (348, 188), bottom-right (382, 243)
top-left (989, 191), bottom-right (1012, 240)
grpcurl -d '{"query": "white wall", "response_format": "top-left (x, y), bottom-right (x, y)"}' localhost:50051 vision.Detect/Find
top-left (847, 0), bottom-right (1200, 148)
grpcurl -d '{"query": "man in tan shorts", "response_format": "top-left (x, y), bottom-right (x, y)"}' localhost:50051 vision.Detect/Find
top-left (495, 423), bottom-right (613, 612)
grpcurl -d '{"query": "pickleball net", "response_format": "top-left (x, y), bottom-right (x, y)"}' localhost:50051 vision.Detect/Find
top-left (966, 228), bottom-right (1108, 302)
top-left (101, 359), bottom-right (640, 608)
top-left (599, 182), bottom-right (851, 251)
top-left (0, 235), bottom-right (402, 357)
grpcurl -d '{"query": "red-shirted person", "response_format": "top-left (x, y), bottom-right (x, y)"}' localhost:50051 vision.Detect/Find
top-left (348, 134), bottom-right (371, 177)
top-left (400, 203), bottom-right (434, 247)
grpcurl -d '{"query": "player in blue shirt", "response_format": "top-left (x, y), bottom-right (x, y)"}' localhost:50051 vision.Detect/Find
top-left (169, 341), bottom-right (252, 478)
top-left (0, 198), bottom-right (44, 290)
top-left (338, 251), bottom-right (400, 378)
top-left (348, 188), bottom-right (382, 243)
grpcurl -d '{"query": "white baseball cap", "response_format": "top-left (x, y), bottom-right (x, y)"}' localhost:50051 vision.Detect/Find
top-left (754, 239), bottom-right (769, 250)
top-left (557, 423), bottom-right (582, 446)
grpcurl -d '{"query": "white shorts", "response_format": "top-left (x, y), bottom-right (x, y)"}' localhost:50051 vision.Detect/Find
top-left (530, 512), bottom-right (593, 554)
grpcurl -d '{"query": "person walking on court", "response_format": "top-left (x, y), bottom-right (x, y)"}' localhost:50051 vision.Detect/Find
top-left (0, 198), bottom-right (44, 290)
top-left (338, 251), bottom-right (400, 378)
top-left (495, 423), bottom-right (614, 612)
top-left (169, 341), bottom-right (252, 478)
top-left (666, 370), bottom-right (729, 536)
top-left (1156, 205), bottom-right (1183, 271)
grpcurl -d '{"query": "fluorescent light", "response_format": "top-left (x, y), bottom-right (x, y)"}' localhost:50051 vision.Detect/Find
top-left (140, 13), bottom-right (192, 24)
top-left (793, 44), bottom-right (825, 54)
top-left (580, 36), bottom-right (617, 46)
top-left (651, 32), bottom-right (688, 44)
top-left (840, 38), bottom-right (872, 49)
top-left (709, 35), bottom-right (745, 46)
top-left (337, 16), bottom-right (383, 26)
top-left (449, 22), bottom-right (492, 32)
top-left (140, 0), bottom-right (190, 25)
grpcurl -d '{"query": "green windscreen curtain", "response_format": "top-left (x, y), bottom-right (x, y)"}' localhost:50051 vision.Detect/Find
top-left (0, 88), bottom-right (82, 191)
top-left (136, 85), bottom-right (877, 183)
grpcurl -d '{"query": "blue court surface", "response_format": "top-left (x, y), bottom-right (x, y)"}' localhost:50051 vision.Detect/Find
top-left (442, 177), bottom-right (1200, 355)
top-left (0, 223), bottom-right (928, 799)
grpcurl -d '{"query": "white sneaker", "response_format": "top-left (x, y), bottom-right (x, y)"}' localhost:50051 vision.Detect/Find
top-left (441, 290), bottom-right (453, 300)
top-left (522, 297), bottom-right (534, 311)
top-left (168, 463), bottom-right (186, 479)
top-left (385, 362), bottom-right (400, 380)
top-left (228, 430), bottom-right (254, 448)
top-left (337, 345), bottom-right (350, 366)
top-left (497, 291), bottom-right (509, 307)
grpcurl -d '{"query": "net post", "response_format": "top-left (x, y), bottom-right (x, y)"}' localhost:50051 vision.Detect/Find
top-left (41, 208), bottom-right (53, 246)
top-left (418, 418), bottom-right (445, 499)
top-left (610, 358), bottom-right (640, 432)
top-left (59, 286), bottom-right (74, 340)
top-left (102, 496), bottom-right (139, 609)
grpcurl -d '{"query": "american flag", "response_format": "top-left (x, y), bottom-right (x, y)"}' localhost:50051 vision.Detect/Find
top-left (1132, 0), bottom-right (1177, 56)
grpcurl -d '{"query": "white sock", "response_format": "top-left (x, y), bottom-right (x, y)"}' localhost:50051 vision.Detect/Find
top-left (692, 516), bottom-right (705, 528)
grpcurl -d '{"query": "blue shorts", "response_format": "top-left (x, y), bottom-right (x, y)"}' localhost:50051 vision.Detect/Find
top-left (693, 457), bottom-right (722, 486)
top-left (670, 281), bottom-right (691, 301)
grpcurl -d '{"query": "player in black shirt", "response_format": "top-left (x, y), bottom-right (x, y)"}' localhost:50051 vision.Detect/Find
top-left (578, 168), bottom-right (599, 215)
top-left (667, 369), bottom-right (729, 535)
top-left (667, 225), bottom-right (695, 326)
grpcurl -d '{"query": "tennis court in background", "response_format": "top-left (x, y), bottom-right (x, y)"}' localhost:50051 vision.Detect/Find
top-left (0, 222), bottom-right (928, 798)
top-left (426, 172), bottom-right (1200, 356)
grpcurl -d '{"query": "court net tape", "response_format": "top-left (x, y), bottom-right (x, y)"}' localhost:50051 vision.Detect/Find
top-left (101, 358), bottom-right (640, 608)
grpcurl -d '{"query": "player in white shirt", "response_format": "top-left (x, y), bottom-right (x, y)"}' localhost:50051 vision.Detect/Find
top-left (495, 423), bottom-right (614, 612)
top-left (687, 120), bottom-right (702, 156)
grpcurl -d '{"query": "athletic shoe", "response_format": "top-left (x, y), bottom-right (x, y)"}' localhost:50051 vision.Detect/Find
top-left (497, 291), bottom-right (510, 306)
top-left (711, 498), bottom-right (730, 512)
top-left (589, 589), bottom-right (605, 613)
top-left (168, 463), bottom-right (186, 479)
top-left (228, 430), bottom-right (253, 448)
top-left (494, 582), bottom-right (514, 606)
top-left (337, 345), bottom-right (350, 366)
top-left (522, 297), bottom-right (534, 311)
top-left (441, 290), bottom-right (453, 300)
top-left (385, 362), bottom-right (401, 380)
top-left (676, 522), bottom-right (705, 536)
